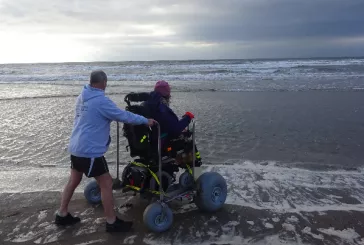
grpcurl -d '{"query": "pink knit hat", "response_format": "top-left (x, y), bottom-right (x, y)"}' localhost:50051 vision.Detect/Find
top-left (154, 80), bottom-right (171, 98)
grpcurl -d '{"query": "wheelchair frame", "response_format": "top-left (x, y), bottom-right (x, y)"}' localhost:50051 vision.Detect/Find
top-left (113, 119), bottom-right (197, 203)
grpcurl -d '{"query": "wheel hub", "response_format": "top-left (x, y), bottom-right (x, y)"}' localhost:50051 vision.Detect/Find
top-left (154, 214), bottom-right (167, 226)
top-left (91, 188), bottom-right (100, 199)
top-left (211, 187), bottom-right (222, 203)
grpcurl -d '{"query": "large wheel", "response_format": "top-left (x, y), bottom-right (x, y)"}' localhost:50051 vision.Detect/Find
top-left (143, 202), bottom-right (173, 233)
top-left (84, 180), bottom-right (102, 204)
top-left (194, 172), bottom-right (227, 212)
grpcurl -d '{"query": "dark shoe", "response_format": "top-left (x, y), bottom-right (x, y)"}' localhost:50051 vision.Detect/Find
top-left (106, 217), bottom-right (133, 232)
top-left (55, 213), bottom-right (81, 226)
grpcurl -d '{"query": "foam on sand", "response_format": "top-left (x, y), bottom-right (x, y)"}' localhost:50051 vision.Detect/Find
top-left (2, 160), bottom-right (364, 215)
top-left (74, 240), bottom-right (106, 245)
top-left (317, 228), bottom-right (360, 241)
top-left (205, 161), bottom-right (364, 213)
top-left (2, 160), bottom-right (364, 244)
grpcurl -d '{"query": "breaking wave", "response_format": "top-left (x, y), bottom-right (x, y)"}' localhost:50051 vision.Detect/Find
top-left (1, 58), bottom-right (364, 83)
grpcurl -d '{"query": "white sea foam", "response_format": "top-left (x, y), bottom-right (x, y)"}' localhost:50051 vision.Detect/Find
top-left (5, 209), bottom-right (101, 244)
top-left (2, 161), bottom-right (364, 214)
top-left (207, 161), bottom-right (364, 213)
top-left (2, 159), bottom-right (364, 245)
top-left (302, 227), bottom-right (324, 240)
top-left (74, 239), bottom-right (106, 245)
top-left (123, 235), bottom-right (137, 244)
top-left (264, 222), bottom-right (274, 229)
top-left (317, 228), bottom-right (360, 241)
top-left (4, 171), bottom-right (363, 245)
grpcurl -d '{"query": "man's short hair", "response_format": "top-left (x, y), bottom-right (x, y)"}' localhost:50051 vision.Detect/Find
top-left (90, 70), bottom-right (107, 84)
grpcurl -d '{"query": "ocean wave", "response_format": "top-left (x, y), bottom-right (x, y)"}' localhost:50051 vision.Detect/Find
top-left (1, 58), bottom-right (364, 99)
top-left (1, 86), bottom-right (364, 101)
top-left (2, 72), bottom-right (363, 83)
top-left (289, 64), bottom-right (364, 72)
top-left (1, 58), bottom-right (364, 83)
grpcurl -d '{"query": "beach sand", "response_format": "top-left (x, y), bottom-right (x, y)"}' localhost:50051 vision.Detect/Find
top-left (1, 183), bottom-right (364, 245)
top-left (1, 91), bottom-right (364, 244)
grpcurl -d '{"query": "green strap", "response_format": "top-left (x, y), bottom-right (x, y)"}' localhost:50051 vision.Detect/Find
top-left (140, 135), bottom-right (147, 143)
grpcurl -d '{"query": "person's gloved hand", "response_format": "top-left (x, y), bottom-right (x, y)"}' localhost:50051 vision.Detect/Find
top-left (184, 112), bottom-right (195, 120)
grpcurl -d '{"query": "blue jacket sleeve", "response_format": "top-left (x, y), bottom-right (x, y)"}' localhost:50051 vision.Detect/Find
top-left (157, 104), bottom-right (191, 137)
top-left (98, 97), bottom-right (148, 125)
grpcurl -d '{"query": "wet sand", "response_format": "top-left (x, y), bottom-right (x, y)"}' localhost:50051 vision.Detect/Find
top-left (1, 161), bottom-right (364, 244)
top-left (1, 190), bottom-right (364, 245)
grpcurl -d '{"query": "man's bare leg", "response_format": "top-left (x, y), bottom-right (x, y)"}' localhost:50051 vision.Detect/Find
top-left (55, 168), bottom-right (83, 226)
top-left (59, 168), bottom-right (83, 216)
top-left (95, 172), bottom-right (133, 232)
top-left (95, 172), bottom-right (116, 223)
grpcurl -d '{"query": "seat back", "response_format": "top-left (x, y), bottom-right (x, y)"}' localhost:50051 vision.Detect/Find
top-left (124, 92), bottom-right (151, 107)
top-left (122, 92), bottom-right (156, 158)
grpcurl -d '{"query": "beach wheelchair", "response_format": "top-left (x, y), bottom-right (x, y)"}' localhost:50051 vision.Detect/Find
top-left (83, 92), bottom-right (228, 233)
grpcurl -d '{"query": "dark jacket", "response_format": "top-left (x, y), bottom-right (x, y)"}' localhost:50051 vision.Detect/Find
top-left (144, 91), bottom-right (191, 139)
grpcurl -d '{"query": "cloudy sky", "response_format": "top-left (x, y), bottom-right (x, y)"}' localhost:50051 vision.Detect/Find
top-left (0, 0), bottom-right (363, 63)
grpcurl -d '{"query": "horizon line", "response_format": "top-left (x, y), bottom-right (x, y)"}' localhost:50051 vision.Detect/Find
top-left (1, 55), bottom-right (364, 65)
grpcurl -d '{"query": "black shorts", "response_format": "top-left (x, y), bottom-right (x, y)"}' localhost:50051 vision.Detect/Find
top-left (70, 155), bottom-right (109, 178)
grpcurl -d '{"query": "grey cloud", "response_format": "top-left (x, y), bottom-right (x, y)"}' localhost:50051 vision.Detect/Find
top-left (3, 0), bottom-right (364, 39)
top-left (174, 0), bottom-right (364, 42)
top-left (0, 0), bottom-right (364, 60)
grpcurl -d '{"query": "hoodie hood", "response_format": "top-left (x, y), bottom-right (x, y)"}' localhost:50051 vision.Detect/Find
top-left (149, 91), bottom-right (162, 103)
top-left (81, 84), bottom-right (105, 102)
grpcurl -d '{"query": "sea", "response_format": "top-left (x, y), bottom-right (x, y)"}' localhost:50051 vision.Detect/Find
top-left (1, 57), bottom-right (364, 100)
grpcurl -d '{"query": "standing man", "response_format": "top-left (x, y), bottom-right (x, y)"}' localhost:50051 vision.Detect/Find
top-left (55, 70), bottom-right (156, 232)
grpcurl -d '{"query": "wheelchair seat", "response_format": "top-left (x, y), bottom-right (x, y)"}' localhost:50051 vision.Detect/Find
top-left (122, 92), bottom-right (200, 168)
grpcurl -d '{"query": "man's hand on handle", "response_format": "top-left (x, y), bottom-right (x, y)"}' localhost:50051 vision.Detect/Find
top-left (146, 119), bottom-right (157, 127)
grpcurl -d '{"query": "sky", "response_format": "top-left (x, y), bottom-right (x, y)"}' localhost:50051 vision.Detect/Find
top-left (0, 0), bottom-right (364, 63)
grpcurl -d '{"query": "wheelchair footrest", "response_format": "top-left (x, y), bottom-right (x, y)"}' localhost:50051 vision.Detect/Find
top-left (164, 186), bottom-right (194, 202)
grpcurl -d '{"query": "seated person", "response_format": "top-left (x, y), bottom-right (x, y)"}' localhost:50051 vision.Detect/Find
top-left (144, 80), bottom-right (202, 166)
